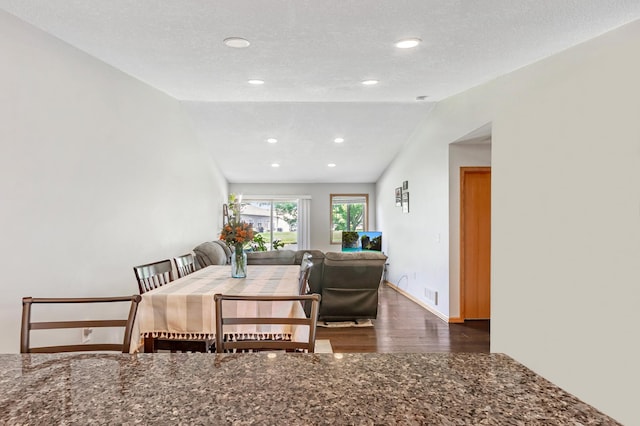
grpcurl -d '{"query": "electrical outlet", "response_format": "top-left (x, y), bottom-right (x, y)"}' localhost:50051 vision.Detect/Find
top-left (82, 328), bottom-right (92, 343)
top-left (424, 288), bottom-right (439, 305)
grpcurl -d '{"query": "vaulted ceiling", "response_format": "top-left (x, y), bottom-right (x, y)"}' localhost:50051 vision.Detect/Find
top-left (2, 1), bottom-right (639, 182)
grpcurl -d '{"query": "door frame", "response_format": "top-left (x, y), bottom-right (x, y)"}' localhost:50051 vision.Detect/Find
top-left (459, 166), bottom-right (491, 321)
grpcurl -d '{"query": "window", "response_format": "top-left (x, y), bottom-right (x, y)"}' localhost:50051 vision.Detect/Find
top-left (241, 198), bottom-right (299, 251)
top-left (330, 194), bottom-right (368, 244)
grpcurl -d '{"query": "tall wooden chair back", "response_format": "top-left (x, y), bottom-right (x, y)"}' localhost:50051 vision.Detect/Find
top-left (174, 253), bottom-right (197, 278)
top-left (299, 258), bottom-right (313, 295)
top-left (214, 294), bottom-right (320, 353)
top-left (20, 295), bottom-right (141, 353)
top-left (136, 258), bottom-right (210, 353)
top-left (133, 259), bottom-right (174, 294)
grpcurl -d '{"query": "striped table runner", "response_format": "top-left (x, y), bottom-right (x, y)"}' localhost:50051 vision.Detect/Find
top-left (133, 265), bottom-right (306, 352)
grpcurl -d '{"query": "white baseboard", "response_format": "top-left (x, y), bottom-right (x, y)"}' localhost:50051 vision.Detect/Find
top-left (384, 281), bottom-right (449, 323)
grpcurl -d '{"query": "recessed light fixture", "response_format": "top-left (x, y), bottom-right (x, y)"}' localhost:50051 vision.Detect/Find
top-left (361, 80), bottom-right (379, 86)
top-left (248, 79), bottom-right (265, 85)
top-left (267, 138), bottom-right (278, 143)
top-left (395, 38), bottom-right (422, 49)
top-left (334, 137), bottom-right (344, 143)
top-left (223, 37), bottom-right (250, 48)
top-left (271, 163), bottom-right (280, 168)
top-left (328, 163), bottom-right (337, 168)
top-left (415, 95), bottom-right (429, 101)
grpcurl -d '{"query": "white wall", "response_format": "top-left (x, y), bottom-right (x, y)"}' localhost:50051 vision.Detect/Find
top-left (378, 19), bottom-right (640, 424)
top-left (377, 94), bottom-right (496, 317)
top-left (491, 21), bottom-right (640, 425)
top-left (229, 183), bottom-right (376, 253)
top-left (0, 12), bottom-right (227, 353)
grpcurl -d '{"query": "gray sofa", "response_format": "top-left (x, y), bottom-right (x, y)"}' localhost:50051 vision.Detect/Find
top-left (192, 241), bottom-right (386, 321)
top-left (248, 249), bottom-right (387, 320)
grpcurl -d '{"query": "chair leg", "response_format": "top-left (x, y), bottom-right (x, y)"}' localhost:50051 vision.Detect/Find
top-left (143, 337), bottom-right (156, 353)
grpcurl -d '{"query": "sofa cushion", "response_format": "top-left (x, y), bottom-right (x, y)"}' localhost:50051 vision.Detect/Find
top-left (323, 251), bottom-right (387, 266)
top-left (193, 241), bottom-right (228, 267)
top-left (246, 250), bottom-right (296, 265)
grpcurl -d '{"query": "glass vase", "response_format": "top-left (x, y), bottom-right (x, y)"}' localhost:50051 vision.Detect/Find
top-left (231, 246), bottom-right (247, 278)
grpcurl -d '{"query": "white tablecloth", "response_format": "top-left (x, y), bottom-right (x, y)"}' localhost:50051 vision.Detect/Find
top-left (133, 265), bottom-right (306, 352)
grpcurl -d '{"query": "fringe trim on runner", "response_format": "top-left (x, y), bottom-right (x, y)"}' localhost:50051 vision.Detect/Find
top-left (142, 332), bottom-right (293, 341)
top-left (143, 332), bottom-right (215, 340)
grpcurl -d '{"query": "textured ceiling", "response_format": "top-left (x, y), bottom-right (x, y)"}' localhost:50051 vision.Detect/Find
top-left (2, 1), bottom-right (639, 182)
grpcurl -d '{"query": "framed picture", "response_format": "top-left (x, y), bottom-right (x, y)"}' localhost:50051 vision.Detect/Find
top-left (222, 204), bottom-right (229, 224)
top-left (402, 180), bottom-right (408, 190)
top-left (395, 187), bottom-right (402, 206)
top-left (402, 191), bottom-right (409, 213)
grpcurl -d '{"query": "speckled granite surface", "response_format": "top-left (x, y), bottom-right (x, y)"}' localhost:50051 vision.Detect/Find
top-left (0, 353), bottom-right (620, 425)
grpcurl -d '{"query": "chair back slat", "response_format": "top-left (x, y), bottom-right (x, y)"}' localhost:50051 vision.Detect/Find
top-left (174, 253), bottom-right (196, 278)
top-left (214, 294), bottom-right (320, 353)
top-left (29, 344), bottom-right (125, 353)
top-left (20, 295), bottom-right (141, 354)
top-left (30, 319), bottom-right (128, 330)
top-left (133, 259), bottom-right (174, 294)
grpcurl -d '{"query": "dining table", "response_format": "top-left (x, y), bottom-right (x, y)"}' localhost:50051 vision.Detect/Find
top-left (133, 264), bottom-right (306, 353)
top-left (0, 352), bottom-right (621, 425)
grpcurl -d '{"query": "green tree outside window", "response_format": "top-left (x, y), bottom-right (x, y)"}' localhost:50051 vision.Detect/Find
top-left (330, 194), bottom-right (368, 244)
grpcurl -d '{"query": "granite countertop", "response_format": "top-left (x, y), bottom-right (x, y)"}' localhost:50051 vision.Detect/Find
top-left (0, 353), bottom-right (620, 425)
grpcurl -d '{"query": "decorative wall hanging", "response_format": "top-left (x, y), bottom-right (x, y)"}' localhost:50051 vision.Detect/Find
top-left (402, 191), bottom-right (409, 213)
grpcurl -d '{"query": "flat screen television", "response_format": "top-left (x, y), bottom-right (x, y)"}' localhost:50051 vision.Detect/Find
top-left (341, 231), bottom-right (382, 252)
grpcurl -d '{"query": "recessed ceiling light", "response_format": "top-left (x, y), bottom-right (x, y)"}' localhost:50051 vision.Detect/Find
top-left (361, 80), bottom-right (379, 86)
top-left (223, 37), bottom-right (250, 48)
top-left (248, 79), bottom-right (265, 85)
top-left (271, 163), bottom-right (280, 168)
top-left (267, 138), bottom-right (278, 143)
top-left (328, 163), bottom-right (337, 168)
top-left (395, 38), bottom-right (422, 49)
top-left (415, 95), bottom-right (429, 101)
top-left (334, 137), bottom-right (344, 143)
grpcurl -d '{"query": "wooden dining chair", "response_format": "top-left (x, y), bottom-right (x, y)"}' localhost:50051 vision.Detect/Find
top-left (174, 253), bottom-right (197, 278)
top-left (133, 259), bottom-right (174, 294)
top-left (299, 254), bottom-right (313, 295)
top-left (134, 258), bottom-right (211, 353)
top-left (20, 295), bottom-right (141, 353)
top-left (214, 294), bottom-right (320, 353)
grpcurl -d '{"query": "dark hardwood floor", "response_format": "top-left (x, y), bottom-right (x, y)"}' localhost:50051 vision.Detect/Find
top-left (316, 284), bottom-right (490, 353)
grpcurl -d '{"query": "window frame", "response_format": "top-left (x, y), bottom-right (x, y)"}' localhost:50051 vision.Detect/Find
top-left (329, 193), bottom-right (369, 245)
top-left (242, 197), bottom-right (299, 251)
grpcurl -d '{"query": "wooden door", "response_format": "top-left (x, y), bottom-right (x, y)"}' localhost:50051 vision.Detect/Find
top-left (460, 167), bottom-right (491, 319)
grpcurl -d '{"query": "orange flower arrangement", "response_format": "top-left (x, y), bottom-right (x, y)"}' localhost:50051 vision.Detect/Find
top-left (219, 194), bottom-right (255, 277)
top-left (219, 222), bottom-right (255, 246)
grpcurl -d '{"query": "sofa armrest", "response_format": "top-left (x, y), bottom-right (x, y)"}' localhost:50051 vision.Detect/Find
top-left (193, 241), bottom-right (229, 267)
